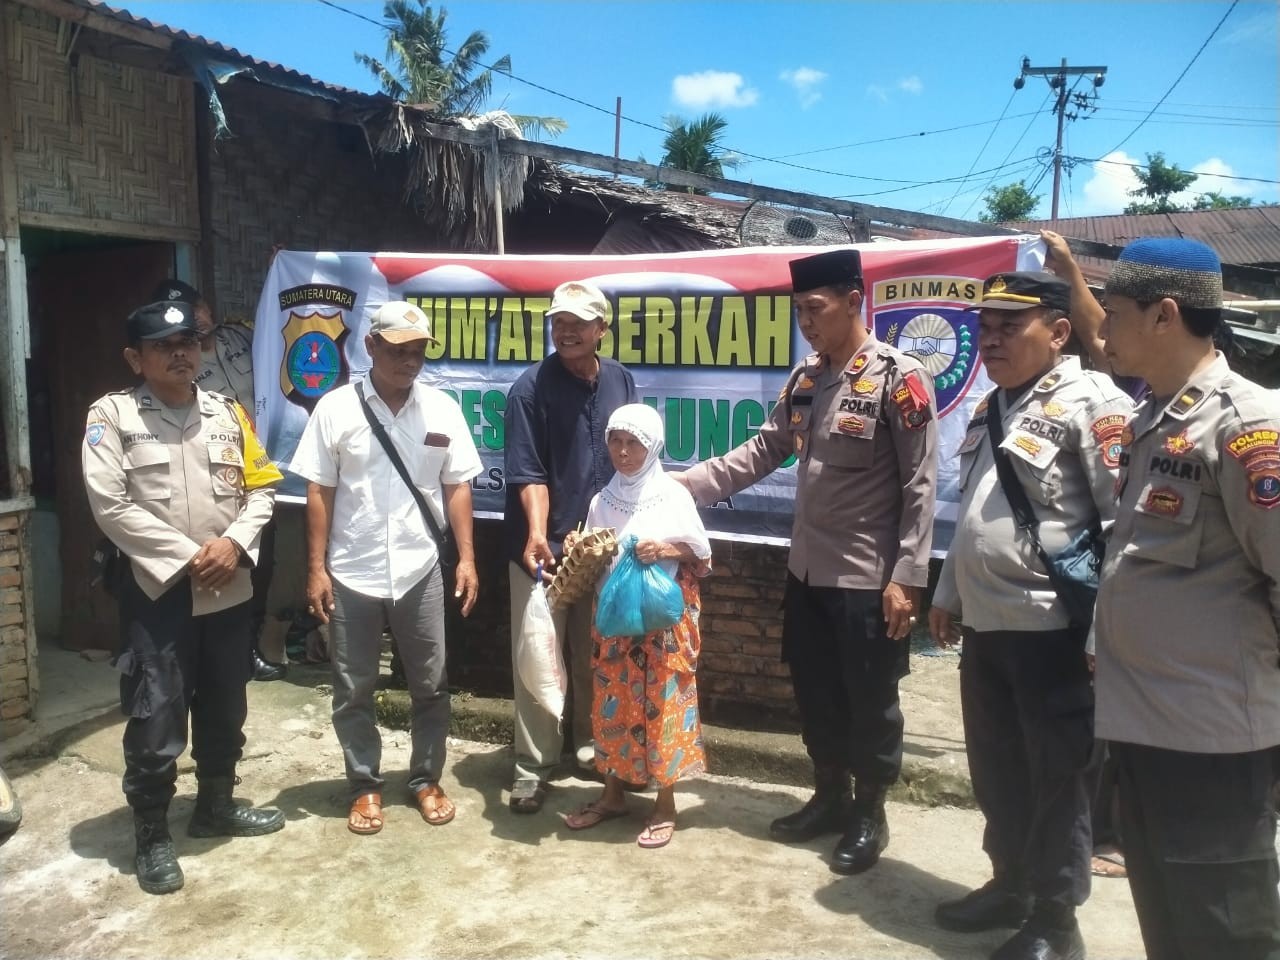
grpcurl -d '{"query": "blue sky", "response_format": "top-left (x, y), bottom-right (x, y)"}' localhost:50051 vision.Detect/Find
top-left (120, 0), bottom-right (1279, 220)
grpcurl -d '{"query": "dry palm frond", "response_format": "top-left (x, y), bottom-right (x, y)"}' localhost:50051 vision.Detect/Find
top-left (363, 104), bottom-right (531, 250)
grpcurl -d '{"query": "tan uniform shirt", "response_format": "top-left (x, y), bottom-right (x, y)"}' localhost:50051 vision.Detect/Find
top-left (82, 385), bottom-right (280, 615)
top-left (934, 356), bottom-right (1133, 632)
top-left (683, 335), bottom-right (938, 589)
top-left (193, 324), bottom-right (254, 408)
top-left (1095, 354), bottom-right (1280, 753)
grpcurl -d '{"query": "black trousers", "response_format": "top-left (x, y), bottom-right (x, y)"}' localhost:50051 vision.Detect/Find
top-left (782, 575), bottom-right (908, 787)
top-left (1111, 741), bottom-right (1280, 960)
top-left (116, 566), bottom-right (252, 811)
top-left (960, 628), bottom-right (1094, 906)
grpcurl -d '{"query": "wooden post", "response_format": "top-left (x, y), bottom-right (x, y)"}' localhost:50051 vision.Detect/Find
top-left (0, 2), bottom-right (32, 500)
top-left (488, 128), bottom-right (505, 255)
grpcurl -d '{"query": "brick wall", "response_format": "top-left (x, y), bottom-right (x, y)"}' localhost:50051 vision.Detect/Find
top-left (0, 512), bottom-right (33, 731)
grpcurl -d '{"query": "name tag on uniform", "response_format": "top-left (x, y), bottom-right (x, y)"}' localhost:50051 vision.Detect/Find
top-left (424, 432), bottom-right (450, 447)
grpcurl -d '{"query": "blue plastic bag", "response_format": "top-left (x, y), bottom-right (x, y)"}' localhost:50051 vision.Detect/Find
top-left (595, 535), bottom-right (686, 638)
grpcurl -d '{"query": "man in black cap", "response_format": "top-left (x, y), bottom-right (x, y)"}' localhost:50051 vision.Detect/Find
top-left (928, 271), bottom-right (1133, 960)
top-left (82, 301), bottom-right (285, 894)
top-left (153, 279), bottom-right (285, 682)
top-left (678, 248), bottom-right (938, 874)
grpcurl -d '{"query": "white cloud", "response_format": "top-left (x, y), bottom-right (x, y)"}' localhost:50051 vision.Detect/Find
top-left (866, 76), bottom-right (922, 102)
top-left (671, 70), bottom-right (759, 109)
top-left (780, 67), bottom-right (827, 109)
top-left (1074, 152), bottom-right (1259, 216)
top-left (1221, 9), bottom-right (1278, 46)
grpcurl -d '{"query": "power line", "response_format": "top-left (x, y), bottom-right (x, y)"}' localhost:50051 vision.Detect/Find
top-left (1104, 0), bottom-right (1240, 153)
top-left (833, 155), bottom-right (1042, 199)
top-left (766, 112), bottom-right (1040, 160)
top-left (939, 89), bottom-right (1018, 216)
top-left (1070, 154), bottom-right (1279, 186)
top-left (959, 90), bottom-right (1052, 220)
top-left (1097, 106), bottom-right (1277, 124)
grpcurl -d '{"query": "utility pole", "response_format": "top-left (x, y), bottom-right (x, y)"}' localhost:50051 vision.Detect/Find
top-left (1014, 57), bottom-right (1108, 219)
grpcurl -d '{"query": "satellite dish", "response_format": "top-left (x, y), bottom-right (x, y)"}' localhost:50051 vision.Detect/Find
top-left (738, 199), bottom-right (855, 247)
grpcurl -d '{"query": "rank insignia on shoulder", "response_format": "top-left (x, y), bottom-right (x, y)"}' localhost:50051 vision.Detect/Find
top-left (1175, 387), bottom-right (1204, 413)
top-left (1034, 372), bottom-right (1062, 393)
top-left (974, 396), bottom-right (990, 415)
top-left (791, 410), bottom-right (803, 425)
top-left (1163, 429), bottom-right (1195, 456)
top-left (849, 355), bottom-right (868, 374)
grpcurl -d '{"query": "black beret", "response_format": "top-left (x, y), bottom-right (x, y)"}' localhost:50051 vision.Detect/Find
top-left (151, 278), bottom-right (202, 305)
top-left (789, 249), bottom-right (863, 294)
top-left (968, 271), bottom-right (1071, 313)
top-left (127, 301), bottom-right (199, 341)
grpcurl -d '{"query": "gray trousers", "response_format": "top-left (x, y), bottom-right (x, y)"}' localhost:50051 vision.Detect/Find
top-left (330, 567), bottom-right (448, 801)
top-left (508, 561), bottom-right (594, 784)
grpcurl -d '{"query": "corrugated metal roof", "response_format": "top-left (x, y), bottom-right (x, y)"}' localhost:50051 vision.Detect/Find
top-left (1012, 207), bottom-right (1280, 268)
top-left (69, 0), bottom-right (383, 103)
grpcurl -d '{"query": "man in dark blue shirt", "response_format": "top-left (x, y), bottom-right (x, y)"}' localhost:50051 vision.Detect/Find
top-left (504, 280), bottom-right (637, 813)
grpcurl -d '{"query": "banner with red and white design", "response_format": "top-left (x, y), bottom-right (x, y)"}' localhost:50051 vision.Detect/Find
top-left (252, 238), bottom-right (1046, 551)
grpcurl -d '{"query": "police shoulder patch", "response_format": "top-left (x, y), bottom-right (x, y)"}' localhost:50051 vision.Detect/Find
top-left (85, 421), bottom-right (107, 447)
top-left (1226, 426), bottom-right (1280, 510)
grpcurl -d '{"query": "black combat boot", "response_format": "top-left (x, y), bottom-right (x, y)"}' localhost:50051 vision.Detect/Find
top-left (133, 807), bottom-right (184, 895)
top-left (830, 782), bottom-right (890, 874)
top-left (991, 900), bottom-right (1085, 960)
top-left (935, 877), bottom-right (1034, 932)
top-left (769, 767), bottom-right (852, 843)
top-left (187, 776), bottom-right (285, 838)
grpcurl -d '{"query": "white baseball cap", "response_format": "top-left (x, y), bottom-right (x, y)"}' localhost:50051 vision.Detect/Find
top-left (546, 281), bottom-right (609, 325)
top-left (368, 301), bottom-right (438, 344)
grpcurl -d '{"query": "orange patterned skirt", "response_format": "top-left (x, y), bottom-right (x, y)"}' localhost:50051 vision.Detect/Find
top-left (590, 565), bottom-right (706, 788)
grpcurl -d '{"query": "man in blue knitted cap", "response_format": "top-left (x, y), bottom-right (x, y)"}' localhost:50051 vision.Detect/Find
top-left (1095, 237), bottom-right (1280, 959)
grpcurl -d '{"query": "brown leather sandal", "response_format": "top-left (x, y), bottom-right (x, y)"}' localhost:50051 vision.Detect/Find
top-left (348, 792), bottom-right (383, 835)
top-left (414, 784), bottom-right (456, 826)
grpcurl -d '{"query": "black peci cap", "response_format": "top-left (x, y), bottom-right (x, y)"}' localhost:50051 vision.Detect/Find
top-left (151, 278), bottom-right (202, 305)
top-left (968, 271), bottom-right (1071, 312)
top-left (789, 249), bottom-right (863, 294)
top-left (127, 301), bottom-right (199, 341)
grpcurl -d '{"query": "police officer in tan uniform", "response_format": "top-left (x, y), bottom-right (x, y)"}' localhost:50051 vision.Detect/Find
top-left (154, 279), bottom-right (285, 681)
top-left (153, 279), bottom-right (254, 407)
top-left (678, 248), bottom-right (938, 874)
top-left (929, 272), bottom-right (1133, 960)
top-left (83, 301), bottom-right (285, 895)
top-left (1095, 237), bottom-right (1280, 960)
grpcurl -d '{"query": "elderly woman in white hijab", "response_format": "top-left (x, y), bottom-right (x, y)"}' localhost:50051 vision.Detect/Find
top-left (563, 403), bottom-right (712, 848)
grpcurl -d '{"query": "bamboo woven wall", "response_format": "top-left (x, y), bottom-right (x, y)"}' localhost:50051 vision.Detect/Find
top-left (208, 86), bottom-right (439, 324)
top-left (5, 5), bottom-right (196, 237)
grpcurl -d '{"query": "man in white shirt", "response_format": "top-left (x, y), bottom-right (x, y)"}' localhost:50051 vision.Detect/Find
top-left (290, 301), bottom-right (482, 835)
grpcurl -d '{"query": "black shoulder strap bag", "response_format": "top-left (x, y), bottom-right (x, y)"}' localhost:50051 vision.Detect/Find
top-left (354, 381), bottom-right (459, 583)
top-left (986, 391), bottom-right (1103, 630)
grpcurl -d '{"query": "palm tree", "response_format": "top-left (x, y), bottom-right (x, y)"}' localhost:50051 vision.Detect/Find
top-left (355, 0), bottom-right (564, 138)
top-left (654, 113), bottom-right (741, 194)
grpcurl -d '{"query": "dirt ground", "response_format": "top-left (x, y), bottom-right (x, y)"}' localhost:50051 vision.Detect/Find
top-left (0, 648), bottom-right (1150, 960)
